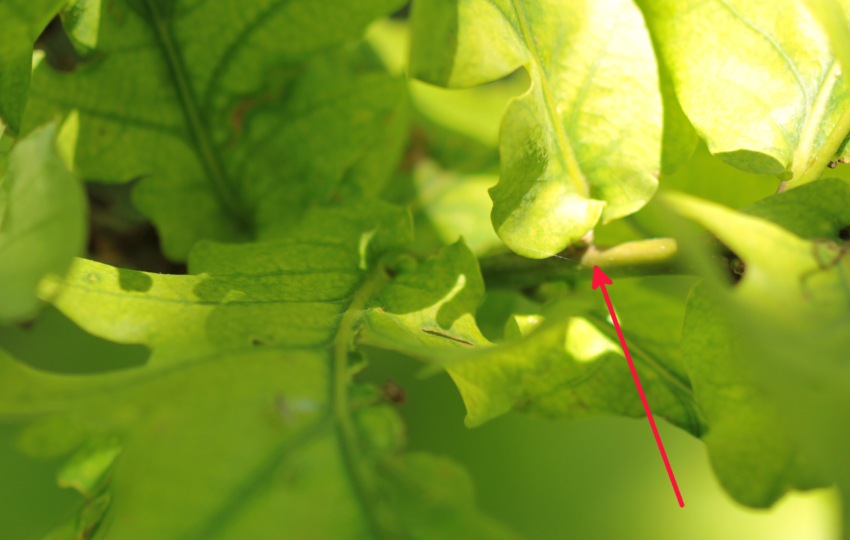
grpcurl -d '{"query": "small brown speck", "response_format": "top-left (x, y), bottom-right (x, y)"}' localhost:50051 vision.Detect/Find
top-left (383, 379), bottom-right (406, 405)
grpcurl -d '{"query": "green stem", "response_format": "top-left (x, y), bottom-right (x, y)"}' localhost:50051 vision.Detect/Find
top-left (332, 264), bottom-right (392, 539)
top-left (479, 238), bottom-right (692, 289)
top-left (782, 62), bottom-right (850, 190)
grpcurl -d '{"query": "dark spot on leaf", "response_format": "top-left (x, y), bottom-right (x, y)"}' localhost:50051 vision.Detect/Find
top-left (118, 268), bottom-right (153, 292)
top-left (250, 337), bottom-right (266, 346)
top-left (839, 226), bottom-right (850, 242)
top-left (421, 329), bottom-right (474, 347)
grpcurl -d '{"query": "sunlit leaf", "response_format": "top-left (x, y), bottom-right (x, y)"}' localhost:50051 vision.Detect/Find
top-left (1, 202), bottom-right (519, 539)
top-left (410, 0), bottom-right (662, 257)
top-left (359, 240), bottom-right (700, 431)
top-left (637, 0), bottom-right (850, 187)
top-left (0, 0), bottom-right (65, 135)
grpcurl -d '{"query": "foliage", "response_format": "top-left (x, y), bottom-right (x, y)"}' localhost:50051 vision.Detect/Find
top-left (2, 0), bottom-right (850, 538)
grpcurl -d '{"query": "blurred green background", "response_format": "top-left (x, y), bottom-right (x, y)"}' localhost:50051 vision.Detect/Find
top-left (0, 307), bottom-right (840, 540)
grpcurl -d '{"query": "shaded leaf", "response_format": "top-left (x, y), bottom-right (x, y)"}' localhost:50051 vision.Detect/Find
top-left (410, 0), bottom-right (662, 258)
top-left (0, 0), bottom-right (65, 135)
top-left (0, 122), bottom-right (87, 323)
top-left (665, 185), bottom-right (850, 507)
top-left (25, 0), bottom-right (408, 259)
top-left (656, 54), bottom-right (699, 176)
top-left (682, 283), bottom-right (826, 507)
top-left (413, 161), bottom-right (504, 256)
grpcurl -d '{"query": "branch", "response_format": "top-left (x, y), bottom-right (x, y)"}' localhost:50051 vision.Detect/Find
top-left (479, 238), bottom-right (695, 289)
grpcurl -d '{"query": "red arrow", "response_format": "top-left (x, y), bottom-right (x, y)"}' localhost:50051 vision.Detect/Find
top-left (592, 266), bottom-right (685, 507)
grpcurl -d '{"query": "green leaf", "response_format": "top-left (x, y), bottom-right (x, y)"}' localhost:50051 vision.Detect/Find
top-left (742, 176), bottom-right (850, 238)
top-left (409, 0), bottom-right (663, 258)
top-left (0, 0), bottom-right (65, 135)
top-left (57, 436), bottom-right (122, 497)
top-left (413, 161), bottom-right (504, 256)
top-left (636, 0), bottom-right (850, 186)
top-left (41, 201), bottom-right (412, 365)
top-left (42, 492), bottom-right (111, 540)
top-left (366, 17), bottom-right (520, 175)
top-left (0, 122), bottom-right (87, 323)
top-left (360, 239), bottom-right (490, 359)
top-left (24, 0), bottom-right (407, 259)
top-left (681, 282), bottom-right (826, 508)
top-left (1, 202), bottom-right (519, 539)
top-left (61, 0), bottom-right (103, 53)
top-left (656, 56), bottom-right (699, 176)
top-left (359, 239), bottom-right (700, 431)
top-left (664, 184), bottom-right (850, 507)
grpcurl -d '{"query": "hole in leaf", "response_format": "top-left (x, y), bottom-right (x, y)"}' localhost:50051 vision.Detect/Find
top-left (87, 183), bottom-right (187, 274)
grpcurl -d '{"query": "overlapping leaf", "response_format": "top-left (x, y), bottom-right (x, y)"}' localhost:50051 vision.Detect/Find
top-left (358, 239), bottom-right (701, 431)
top-left (409, 0), bottom-right (663, 258)
top-left (665, 181), bottom-right (850, 507)
top-left (0, 122), bottom-right (87, 323)
top-left (1, 202), bottom-right (521, 540)
top-left (636, 0), bottom-right (850, 187)
top-left (24, 0), bottom-right (408, 259)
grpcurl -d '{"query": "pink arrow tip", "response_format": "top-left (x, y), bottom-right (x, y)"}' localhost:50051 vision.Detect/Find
top-left (591, 266), bottom-right (612, 289)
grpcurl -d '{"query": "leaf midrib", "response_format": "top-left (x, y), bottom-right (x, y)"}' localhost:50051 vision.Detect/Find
top-left (142, 0), bottom-right (250, 230)
top-left (509, 0), bottom-right (588, 197)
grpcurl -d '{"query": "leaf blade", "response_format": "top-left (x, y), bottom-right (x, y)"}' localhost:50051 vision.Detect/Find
top-left (410, 0), bottom-right (662, 257)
